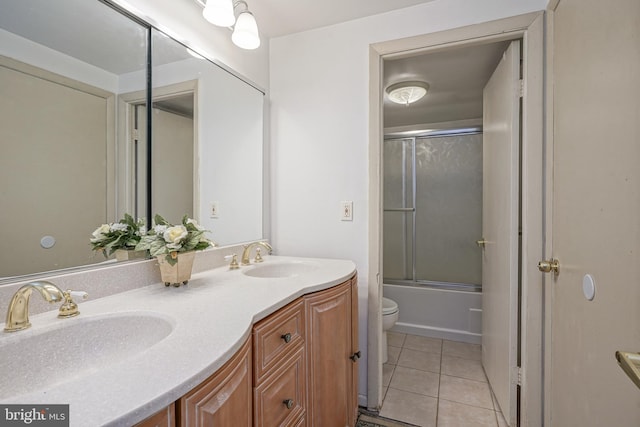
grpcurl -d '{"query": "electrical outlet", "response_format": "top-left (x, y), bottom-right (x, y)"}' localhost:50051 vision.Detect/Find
top-left (210, 201), bottom-right (219, 218)
top-left (341, 201), bottom-right (353, 221)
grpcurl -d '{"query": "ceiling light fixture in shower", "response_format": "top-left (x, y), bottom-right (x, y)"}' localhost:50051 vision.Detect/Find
top-left (386, 81), bottom-right (430, 106)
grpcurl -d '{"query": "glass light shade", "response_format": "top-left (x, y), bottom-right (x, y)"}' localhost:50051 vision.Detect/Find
top-left (203, 0), bottom-right (235, 27)
top-left (231, 11), bottom-right (260, 50)
top-left (387, 81), bottom-right (430, 105)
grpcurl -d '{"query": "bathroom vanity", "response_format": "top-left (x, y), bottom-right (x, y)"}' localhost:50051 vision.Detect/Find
top-left (0, 256), bottom-right (358, 427)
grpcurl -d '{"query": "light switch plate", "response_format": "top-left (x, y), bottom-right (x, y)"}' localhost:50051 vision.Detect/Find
top-left (341, 201), bottom-right (353, 221)
top-left (210, 201), bottom-right (219, 218)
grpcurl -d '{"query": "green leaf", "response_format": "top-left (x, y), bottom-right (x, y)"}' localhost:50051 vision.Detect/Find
top-left (154, 214), bottom-right (169, 226)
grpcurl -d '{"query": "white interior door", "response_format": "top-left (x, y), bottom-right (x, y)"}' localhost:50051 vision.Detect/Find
top-left (481, 40), bottom-right (520, 426)
top-left (548, 0), bottom-right (640, 425)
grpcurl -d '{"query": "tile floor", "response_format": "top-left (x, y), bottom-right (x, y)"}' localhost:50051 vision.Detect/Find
top-left (379, 332), bottom-right (508, 427)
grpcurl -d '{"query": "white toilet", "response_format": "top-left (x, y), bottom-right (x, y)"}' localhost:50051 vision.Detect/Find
top-left (382, 297), bottom-right (399, 363)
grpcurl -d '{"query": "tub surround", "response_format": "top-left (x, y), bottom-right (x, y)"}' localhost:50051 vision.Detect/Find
top-left (383, 283), bottom-right (482, 344)
top-left (0, 254), bottom-right (356, 426)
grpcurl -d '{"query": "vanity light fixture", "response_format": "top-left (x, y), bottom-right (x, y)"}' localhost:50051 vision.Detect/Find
top-left (386, 81), bottom-right (430, 106)
top-left (203, 0), bottom-right (235, 27)
top-left (197, 0), bottom-right (260, 50)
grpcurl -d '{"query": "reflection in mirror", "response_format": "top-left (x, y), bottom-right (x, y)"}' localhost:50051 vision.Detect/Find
top-left (149, 28), bottom-right (264, 245)
top-left (0, 1), bottom-right (265, 283)
top-left (0, 0), bottom-right (148, 278)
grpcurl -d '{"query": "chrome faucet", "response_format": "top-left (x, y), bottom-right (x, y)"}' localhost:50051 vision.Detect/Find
top-left (241, 241), bottom-right (273, 265)
top-left (4, 281), bottom-right (86, 332)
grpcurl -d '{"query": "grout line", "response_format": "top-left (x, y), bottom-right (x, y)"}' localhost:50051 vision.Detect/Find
top-left (435, 339), bottom-right (443, 426)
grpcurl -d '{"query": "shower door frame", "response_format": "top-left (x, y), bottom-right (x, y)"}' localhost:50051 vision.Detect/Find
top-left (383, 131), bottom-right (484, 293)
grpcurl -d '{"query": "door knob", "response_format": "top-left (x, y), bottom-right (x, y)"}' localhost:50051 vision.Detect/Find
top-left (538, 258), bottom-right (559, 275)
top-left (476, 239), bottom-right (487, 248)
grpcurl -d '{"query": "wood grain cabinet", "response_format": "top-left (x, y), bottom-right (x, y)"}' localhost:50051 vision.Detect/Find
top-left (134, 404), bottom-right (176, 427)
top-left (180, 337), bottom-right (253, 427)
top-left (305, 276), bottom-right (359, 427)
top-left (253, 299), bottom-right (306, 427)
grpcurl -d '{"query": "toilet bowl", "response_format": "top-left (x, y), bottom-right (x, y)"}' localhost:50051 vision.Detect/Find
top-left (382, 297), bottom-right (399, 363)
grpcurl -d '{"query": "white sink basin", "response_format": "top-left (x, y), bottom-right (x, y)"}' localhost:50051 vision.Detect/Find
top-left (243, 261), bottom-right (320, 278)
top-left (0, 312), bottom-right (174, 399)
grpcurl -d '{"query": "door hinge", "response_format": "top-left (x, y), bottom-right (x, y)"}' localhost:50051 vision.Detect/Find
top-left (131, 128), bottom-right (139, 141)
top-left (517, 367), bottom-right (523, 386)
top-left (519, 79), bottom-right (524, 98)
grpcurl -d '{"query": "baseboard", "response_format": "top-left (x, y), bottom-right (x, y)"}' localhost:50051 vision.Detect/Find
top-left (392, 321), bottom-right (481, 344)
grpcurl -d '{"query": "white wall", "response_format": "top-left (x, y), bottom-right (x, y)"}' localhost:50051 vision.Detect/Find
top-left (115, 0), bottom-right (269, 90)
top-left (269, 0), bottom-right (546, 404)
top-left (149, 58), bottom-right (264, 245)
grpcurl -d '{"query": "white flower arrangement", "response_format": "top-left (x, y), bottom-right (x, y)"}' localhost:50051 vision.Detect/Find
top-left (135, 215), bottom-right (213, 265)
top-left (90, 214), bottom-right (145, 257)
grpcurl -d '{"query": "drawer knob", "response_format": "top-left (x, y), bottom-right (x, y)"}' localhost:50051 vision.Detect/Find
top-left (281, 333), bottom-right (292, 343)
top-left (350, 351), bottom-right (361, 362)
top-left (283, 399), bottom-right (294, 409)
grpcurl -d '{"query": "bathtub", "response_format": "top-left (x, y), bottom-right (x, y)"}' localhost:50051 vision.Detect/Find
top-left (383, 282), bottom-right (482, 344)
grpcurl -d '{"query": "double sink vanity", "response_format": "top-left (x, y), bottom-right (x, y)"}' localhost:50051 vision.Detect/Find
top-left (0, 254), bottom-right (359, 426)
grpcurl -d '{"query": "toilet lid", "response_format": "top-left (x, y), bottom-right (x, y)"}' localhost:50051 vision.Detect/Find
top-left (382, 297), bottom-right (398, 315)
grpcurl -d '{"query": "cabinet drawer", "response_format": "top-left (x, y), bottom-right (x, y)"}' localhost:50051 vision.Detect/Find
top-left (254, 346), bottom-right (306, 427)
top-left (253, 298), bottom-right (305, 383)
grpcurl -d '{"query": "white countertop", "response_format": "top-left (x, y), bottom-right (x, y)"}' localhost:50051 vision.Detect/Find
top-left (0, 256), bottom-right (356, 426)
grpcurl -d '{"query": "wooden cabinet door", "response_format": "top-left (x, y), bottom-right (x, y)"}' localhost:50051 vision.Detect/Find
top-left (180, 338), bottom-right (252, 427)
top-left (134, 404), bottom-right (175, 427)
top-left (350, 276), bottom-right (359, 425)
top-left (305, 279), bottom-right (357, 427)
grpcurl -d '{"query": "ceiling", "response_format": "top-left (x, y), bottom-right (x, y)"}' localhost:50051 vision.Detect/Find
top-left (249, 0), bottom-right (437, 38)
top-left (383, 41), bottom-right (511, 130)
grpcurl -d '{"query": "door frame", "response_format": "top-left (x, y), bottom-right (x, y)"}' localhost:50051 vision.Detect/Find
top-left (367, 11), bottom-right (545, 425)
top-left (117, 80), bottom-right (199, 222)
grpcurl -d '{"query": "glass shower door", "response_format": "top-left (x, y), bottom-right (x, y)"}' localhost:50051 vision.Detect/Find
top-left (383, 138), bottom-right (415, 281)
top-left (414, 134), bottom-right (483, 287)
top-left (383, 133), bottom-right (483, 290)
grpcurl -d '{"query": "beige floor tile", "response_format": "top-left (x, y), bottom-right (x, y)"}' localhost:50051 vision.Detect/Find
top-left (380, 388), bottom-right (437, 427)
top-left (496, 411), bottom-right (508, 427)
top-left (437, 399), bottom-right (498, 427)
top-left (442, 340), bottom-right (482, 361)
top-left (403, 335), bottom-right (442, 354)
top-left (387, 331), bottom-right (406, 347)
top-left (387, 345), bottom-right (401, 365)
top-left (439, 374), bottom-right (493, 409)
top-left (441, 355), bottom-right (487, 382)
top-left (397, 348), bottom-right (441, 373)
top-left (382, 386), bottom-right (389, 402)
top-left (389, 366), bottom-right (440, 397)
top-left (383, 363), bottom-right (395, 387)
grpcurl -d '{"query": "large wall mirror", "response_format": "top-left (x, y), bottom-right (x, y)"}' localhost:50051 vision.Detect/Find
top-left (0, 0), bottom-right (264, 281)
